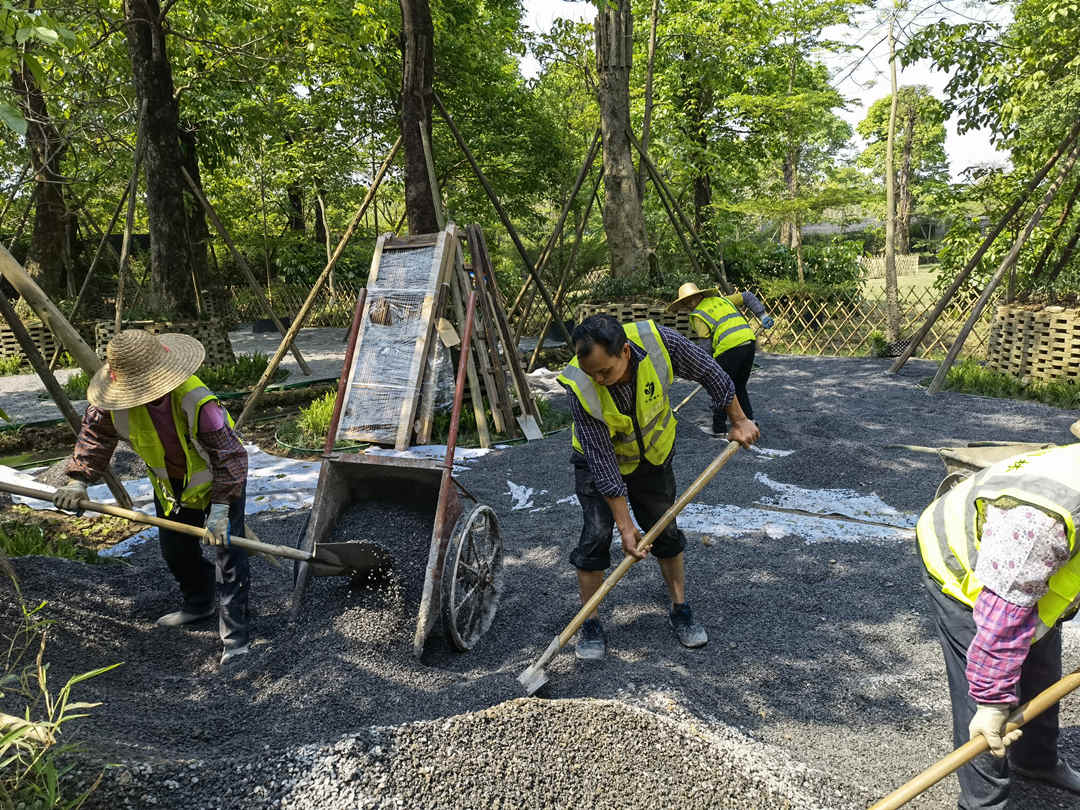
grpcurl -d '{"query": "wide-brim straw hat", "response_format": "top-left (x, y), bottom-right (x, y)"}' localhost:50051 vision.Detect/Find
top-left (87, 329), bottom-right (205, 410)
top-left (666, 281), bottom-right (719, 313)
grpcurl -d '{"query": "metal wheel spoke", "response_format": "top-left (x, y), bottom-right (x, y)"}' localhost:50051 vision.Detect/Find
top-left (455, 582), bottom-right (480, 616)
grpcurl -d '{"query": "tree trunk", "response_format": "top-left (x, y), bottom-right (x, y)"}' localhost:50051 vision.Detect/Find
top-left (595, 0), bottom-right (649, 277)
top-left (178, 128), bottom-right (209, 304)
top-left (637, 0), bottom-right (660, 201)
top-left (12, 56), bottom-right (67, 298)
top-left (883, 19), bottom-right (901, 343)
top-left (314, 181), bottom-right (327, 245)
top-left (897, 104), bottom-right (915, 255)
top-left (123, 0), bottom-right (198, 319)
top-left (399, 0), bottom-right (438, 235)
top-left (286, 183), bottom-right (305, 232)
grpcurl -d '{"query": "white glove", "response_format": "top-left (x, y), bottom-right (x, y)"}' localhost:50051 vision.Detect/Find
top-left (53, 479), bottom-right (88, 513)
top-left (969, 704), bottom-right (1022, 757)
top-left (204, 503), bottom-right (231, 547)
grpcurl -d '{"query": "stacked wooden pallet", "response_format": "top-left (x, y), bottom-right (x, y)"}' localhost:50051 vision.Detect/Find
top-left (337, 222), bottom-right (542, 450)
top-left (95, 319), bottom-right (236, 367)
top-left (0, 318), bottom-right (63, 363)
top-left (576, 302), bottom-right (694, 337)
top-left (986, 304), bottom-right (1080, 382)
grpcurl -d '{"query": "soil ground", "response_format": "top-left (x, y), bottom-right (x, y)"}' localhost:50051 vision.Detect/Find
top-left (3, 353), bottom-right (1080, 809)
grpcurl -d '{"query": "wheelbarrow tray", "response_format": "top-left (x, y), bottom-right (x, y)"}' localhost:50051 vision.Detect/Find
top-left (938, 442), bottom-right (1055, 476)
top-left (291, 451), bottom-right (463, 657)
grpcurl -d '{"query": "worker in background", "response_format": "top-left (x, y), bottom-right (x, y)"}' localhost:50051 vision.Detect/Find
top-left (53, 330), bottom-right (251, 667)
top-left (917, 443), bottom-right (1080, 807)
top-left (557, 314), bottom-right (759, 659)
top-left (667, 282), bottom-right (772, 435)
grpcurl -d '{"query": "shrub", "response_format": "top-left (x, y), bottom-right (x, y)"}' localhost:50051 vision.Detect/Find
top-left (197, 354), bottom-right (287, 393)
top-left (942, 358), bottom-right (1080, 409)
top-left (61, 372), bottom-right (90, 401)
top-left (868, 331), bottom-right (888, 358)
top-left (0, 355), bottom-right (24, 376)
top-left (1, 571), bottom-right (119, 809)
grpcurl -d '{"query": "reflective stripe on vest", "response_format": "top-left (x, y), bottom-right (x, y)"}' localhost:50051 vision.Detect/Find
top-left (557, 320), bottom-right (677, 476)
top-left (111, 375), bottom-right (230, 515)
top-left (917, 444), bottom-right (1080, 641)
top-left (691, 296), bottom-right (754, 356)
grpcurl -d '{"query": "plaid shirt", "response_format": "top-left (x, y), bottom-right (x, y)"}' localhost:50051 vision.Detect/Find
top-left (67, 402), bottom-right (247, 505)
top-left (563, 324), bottom-right (735, 498)
top-left (966, 504), bottom-right (1070, 704)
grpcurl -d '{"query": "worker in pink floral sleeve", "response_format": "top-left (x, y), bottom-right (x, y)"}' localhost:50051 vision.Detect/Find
top-left (917, 443), bottom-right (1080, 808)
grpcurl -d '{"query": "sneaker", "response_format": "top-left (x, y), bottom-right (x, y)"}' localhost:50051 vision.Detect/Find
top-left (669, 603), bottom-right (708, 648)
top-left (1012, 759), bottom-right (1080, 794)
top-left (220, 644), bottom-right (250, 667)
top-left (155, 606), bottom-right (215, 627)
top-left (574, 618), bottom-right (607, 660)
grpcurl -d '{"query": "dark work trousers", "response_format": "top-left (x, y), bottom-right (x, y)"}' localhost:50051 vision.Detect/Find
top-left (922, 567), bottom-right (1060, 809)
top-left (155, 478), bottom-right (250, 651)
top-left (715, 340), bottom-right (756, 423)
top-left (571, 455), bottom-right (686, 571)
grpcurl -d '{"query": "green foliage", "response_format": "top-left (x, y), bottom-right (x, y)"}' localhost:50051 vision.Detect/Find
top-left (296, 391), bottom-right (335, 445)
top-left (197, 354), bottom-right (286, 393)
top-left (0, 355), bottom-right (25, 376)
top-left (856, 86), bottom-right (949, 183)
top-left (724, 237), bottom-right (862, 287)
top-left (868, 330), bottom-right (888, 358)
top-left (942, 358), bottom-right (1080, 410)
top-left (0, 523), bottom-right (101, 566)
top-left (0, 571), bottom-right (117, 809)
top-left (60, 372), bottom-right (89, 401)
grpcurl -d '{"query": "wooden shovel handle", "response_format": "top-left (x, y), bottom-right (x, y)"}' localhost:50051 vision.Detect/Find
top-left (556, 441), bottom-right (740, 648)
top-left (0, 480), bottom-right (312, 562)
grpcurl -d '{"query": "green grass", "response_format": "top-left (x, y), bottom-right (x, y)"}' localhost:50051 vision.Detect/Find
top-left (940, 357), bottom-right (1080, 410)
top-left (275, 391), bottom-right (361, 451)
top-left (61, 371), bottom-right (90, 401)
top-left (0, 522), bottom-right (104, 565)
top-left (861, 265), bottom-right (940, 297)
top-left (197, 353), bottom-right (288, 393)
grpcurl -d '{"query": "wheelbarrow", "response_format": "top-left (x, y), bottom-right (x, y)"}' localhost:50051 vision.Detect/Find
top-left (932, 441), bottom-right (1056, 498)
top-left (289, 288), bottom-right (504, 658)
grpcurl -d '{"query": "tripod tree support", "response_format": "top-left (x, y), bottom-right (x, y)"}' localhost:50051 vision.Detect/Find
top-left (235, 136), bottom-right (402, 430)
top-left (889, 120), bottom-right (1080, 374)
top-left (432, 92), bottom-right (573, 347)
top-left (0, 283), bottom-right (132, 508)
top-left (181, 167), bottom-right (311, 375)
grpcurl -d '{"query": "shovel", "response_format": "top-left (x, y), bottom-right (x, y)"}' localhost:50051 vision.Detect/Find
top-left (517, 440), bottom-right (741, 695)
top-left (0, 480), bottom-right (389, 577)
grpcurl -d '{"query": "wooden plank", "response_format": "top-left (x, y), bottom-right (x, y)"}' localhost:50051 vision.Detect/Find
top-left (447, 249), bottom-right (491, 449)
top-left (453, 238), bottom-right (505, 434)
top-left (387, 233), bottom-right (440, 248)
top-left (415, 282), bottom-right (450, 444)
top-left (464, 232), bottom-right (516, 435)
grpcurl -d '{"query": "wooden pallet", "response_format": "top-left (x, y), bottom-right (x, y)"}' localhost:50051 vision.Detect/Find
top-left (576, 302), bottom-right (694, 337)
top-left (986, 304), bottom-right (1080, 382)
top-left (0, 319), bottom-right (62, 363)
top-left (94, 319), bottom-right (236, 367)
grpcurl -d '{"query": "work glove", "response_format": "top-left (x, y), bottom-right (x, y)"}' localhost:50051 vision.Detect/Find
top-left (53, 479), bottom-right (88, 514)
top-left (204, 503), bottom-right (231, 547)
top-left (969, 704), bottom-right (1022, 757)
top-left (760, 314), bottom-right (775, 330)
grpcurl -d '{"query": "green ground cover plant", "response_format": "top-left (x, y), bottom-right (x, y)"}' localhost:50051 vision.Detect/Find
top-left (0, 356), bottom-right (25, 376)
top-left (939, 358), bottom-right (1080, 410)
top-left (197, 353), bottom-right (287, 392)
top-left (0, 523), bottom-right (103, 566)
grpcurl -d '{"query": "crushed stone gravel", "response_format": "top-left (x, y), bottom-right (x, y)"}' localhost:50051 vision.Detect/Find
top-left (2, 354), bottom-right (1079, 809)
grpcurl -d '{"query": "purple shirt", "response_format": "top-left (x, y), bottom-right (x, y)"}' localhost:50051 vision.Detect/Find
top-left (563, 324), bottom-right (735, 498)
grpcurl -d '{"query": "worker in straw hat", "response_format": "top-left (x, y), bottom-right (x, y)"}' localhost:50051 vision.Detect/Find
top-left (917, 442), bottom-right (1080, 806)
top-left (53, 330), bottom-right (251, 667)
top-left (667, 282), bottom-right (772, 436)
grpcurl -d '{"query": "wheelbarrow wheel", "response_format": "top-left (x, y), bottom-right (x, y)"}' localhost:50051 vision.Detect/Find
top-left (441, 504), bottom-right (503, 651)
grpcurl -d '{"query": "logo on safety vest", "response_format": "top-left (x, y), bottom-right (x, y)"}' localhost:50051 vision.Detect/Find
top-left (644, 381), bottom-right (655, 397)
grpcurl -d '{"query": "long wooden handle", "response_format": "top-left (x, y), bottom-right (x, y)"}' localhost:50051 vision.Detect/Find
top-left (556, 441), bottom-right (740, 647)
top-left (0, 480), bottom-right (312, 562)
top-left (672, 384), bottom-right (703, 414)
top-left (870, 666), bottom-right (1080, 809)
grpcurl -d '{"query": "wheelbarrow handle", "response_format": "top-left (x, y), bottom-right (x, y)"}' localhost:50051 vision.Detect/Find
top-left (0, 480), bottom-right (312, 563)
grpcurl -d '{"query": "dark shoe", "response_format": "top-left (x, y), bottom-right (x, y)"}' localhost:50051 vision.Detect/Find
top-left (155, 606), bottom-right (215, 627)
top-left (669, 603), bottom-right (708, 648)
top-left (575, 618), bottom-right (607, 660)
top-left (712, 413), bottom-right (727, 436)
top-left (220, 643), bottom-right (250, 667)
top-left (1012, 759), bottom-right (1080, 794)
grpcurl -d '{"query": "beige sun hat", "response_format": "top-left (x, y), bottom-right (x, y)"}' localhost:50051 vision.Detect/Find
top-left (86, 330), bottom-right (206, 410)
top-left (666, 281), bottom-right (719, 313)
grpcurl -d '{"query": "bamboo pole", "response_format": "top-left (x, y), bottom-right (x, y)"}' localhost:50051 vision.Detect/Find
top-left (234, 136), bottom-right (401, 430)
top-left (115, 101), bottom-right (148, 336)
top-left (889, 120), bottom-right (1080, 373)
top-left (0, 290), bottom-right (132, 508)
top-left (180, 167), bottom-right (311, 375)
top-left (628, 130), bottom-right (732, 293)
top-left (507, 130), bottom-right (601, 323)
top-left (870, 665), bottom-right (1080, 809)
top-left (432, 92), bottom-right (573, 346)
top-left (927, 142), bottom-right (1080, 394)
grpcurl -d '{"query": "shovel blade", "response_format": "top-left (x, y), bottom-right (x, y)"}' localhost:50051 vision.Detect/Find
top-left (517, 415), bottom-right (543, 441)
top-left (311, 541), bottom-right (392, 578)
top-left (517, 665), bottom-right (549, 696)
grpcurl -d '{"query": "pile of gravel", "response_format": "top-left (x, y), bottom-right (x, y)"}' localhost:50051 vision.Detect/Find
top-left (84, 699), bottom-right (858, 810)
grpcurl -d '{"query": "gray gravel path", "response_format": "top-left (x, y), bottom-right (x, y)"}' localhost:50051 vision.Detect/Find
top-left (0, 326), bottom-right (346, 425)
top-left (3, 353), bottom-right (1079, 809)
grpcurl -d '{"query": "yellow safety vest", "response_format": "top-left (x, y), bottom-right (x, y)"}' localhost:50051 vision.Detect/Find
top-left (111, 375), bottom-right (232, 515)
top-left (557, 320), bottom-right (676, 476)
top-left (691, 295), bottom-right (755, 357)
top-left (917, 444), bottom-right (1080, 641)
